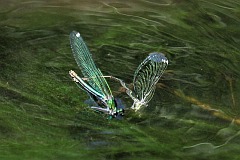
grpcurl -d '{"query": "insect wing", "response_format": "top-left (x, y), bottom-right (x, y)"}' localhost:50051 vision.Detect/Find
top-left (69, 70), bottom-right (106, 106)
top-left (70, 31), bottom-right (115, 110)
top-left (133, 53), bottom-right (168, 104)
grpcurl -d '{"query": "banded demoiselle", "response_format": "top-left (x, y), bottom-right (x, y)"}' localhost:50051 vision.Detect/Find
top-left (112, 53), bottom-right (168, 111)
top-left (69, 31), bottom-right (124, 117)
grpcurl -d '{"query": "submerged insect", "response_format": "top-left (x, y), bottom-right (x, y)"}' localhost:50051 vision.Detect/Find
top-left (113, 53), bottom-right (168, 111)
top-left (69, 31), bottom-right (124, 117)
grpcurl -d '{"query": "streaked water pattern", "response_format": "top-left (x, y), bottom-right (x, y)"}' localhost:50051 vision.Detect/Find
top-left (0, 0), bottom-right (240, 159)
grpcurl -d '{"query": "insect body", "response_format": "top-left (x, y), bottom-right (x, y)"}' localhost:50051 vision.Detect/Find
top-left (69, 31), bottom-right (124, 117)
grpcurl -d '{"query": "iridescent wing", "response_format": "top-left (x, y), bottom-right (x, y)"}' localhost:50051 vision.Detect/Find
top-left (132, 53), bottom-right (168, 110)
top-left (69, 31), bottom-right (114, 110)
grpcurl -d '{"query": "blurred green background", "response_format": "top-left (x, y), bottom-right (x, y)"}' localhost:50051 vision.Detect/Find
top-left (0, 0), bottom-right (240, 159)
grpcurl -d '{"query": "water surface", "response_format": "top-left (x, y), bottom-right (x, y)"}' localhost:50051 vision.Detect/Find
top-left (0, 0), bottom-right (240, 159)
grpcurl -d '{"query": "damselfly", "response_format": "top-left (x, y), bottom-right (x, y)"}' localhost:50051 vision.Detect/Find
top-left (112, 53), bottom-right (168, 111)
top-left (69, 31), bottom-right (124, 117)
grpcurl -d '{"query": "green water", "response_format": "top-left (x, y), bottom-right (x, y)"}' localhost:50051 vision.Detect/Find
top-left (0, 0), bottom-right (240, 159)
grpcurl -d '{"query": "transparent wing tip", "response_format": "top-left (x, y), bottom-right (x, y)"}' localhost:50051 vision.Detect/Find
top-left (149, 52), bottom-right (168, 64)
top-left (70, 31), bottom-right (81, 38)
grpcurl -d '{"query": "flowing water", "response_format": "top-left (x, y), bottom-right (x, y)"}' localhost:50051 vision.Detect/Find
top-left (0, 0), bottom-right (240, 159)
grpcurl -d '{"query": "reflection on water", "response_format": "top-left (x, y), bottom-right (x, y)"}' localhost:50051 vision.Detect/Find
top-left (0, 0), bottom-right (240, 159)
